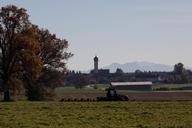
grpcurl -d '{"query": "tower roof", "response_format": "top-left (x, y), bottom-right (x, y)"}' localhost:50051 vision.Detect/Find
top-left (94, 56), bottom-right (98, 61)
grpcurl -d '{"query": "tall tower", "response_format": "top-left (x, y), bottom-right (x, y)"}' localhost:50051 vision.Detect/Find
top-left (94, 56), bottom-right (99, 73)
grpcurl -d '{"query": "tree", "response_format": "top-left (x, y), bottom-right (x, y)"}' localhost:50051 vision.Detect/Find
top-left (135, 70), bottom-right (143, 74)
top-left (174, 63), bottom-right (185, 74)
top-left (33, 26), bottom-right (73, 71)
top-left (24, 26), bottom-right (73, 100)
top-left (73, 75), bottom-right (89, 89)
top-left (173, 63), bottom-right (190, 84)
top-left (116, 68), bottom-right (124, 74)
top-left (0, 5), bottom-right (42, 101)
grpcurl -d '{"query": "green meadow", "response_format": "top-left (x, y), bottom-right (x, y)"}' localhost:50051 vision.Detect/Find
top-left (0, 101), bottom-right (192, 128)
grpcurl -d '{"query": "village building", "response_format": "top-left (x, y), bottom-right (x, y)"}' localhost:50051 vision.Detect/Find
top-left (90, 56), bottom-right (110, 75)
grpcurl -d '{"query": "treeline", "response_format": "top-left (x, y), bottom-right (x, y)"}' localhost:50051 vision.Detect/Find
top-left (0, 5), bottom-right (72, 101)
top-left (65, 63), bottom-right (192, 88)
top-left (160, 63), bottom-right (192, 84)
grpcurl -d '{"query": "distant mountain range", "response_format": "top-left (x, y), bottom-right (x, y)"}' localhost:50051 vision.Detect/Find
top-left (102, 61), bottom-right (174, 73)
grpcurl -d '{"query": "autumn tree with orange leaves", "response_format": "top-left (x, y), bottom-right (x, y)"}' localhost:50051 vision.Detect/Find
top-left (0, 5), bottom-right (43, 101)
top-left (24, 26), bottom-right (73, 100)
top-left (35, 27), bottom-right (73, 86)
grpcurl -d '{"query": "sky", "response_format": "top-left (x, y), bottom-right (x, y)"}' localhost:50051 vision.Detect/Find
top-left (1, 0), bottom-right (192, 71)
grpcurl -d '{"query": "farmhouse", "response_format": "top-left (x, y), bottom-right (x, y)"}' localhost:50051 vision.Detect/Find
top-left (110, 81), bottom-right (153, 91)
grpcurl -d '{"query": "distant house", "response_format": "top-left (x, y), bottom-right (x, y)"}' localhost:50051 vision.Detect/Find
top-left (90, 69), bottom-right (110, 75)
top-left (110, 81), bottom-right (152, 91)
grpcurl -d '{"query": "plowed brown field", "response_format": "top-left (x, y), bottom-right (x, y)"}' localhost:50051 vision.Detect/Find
top-left (59, 92), bottom-right (192, 101)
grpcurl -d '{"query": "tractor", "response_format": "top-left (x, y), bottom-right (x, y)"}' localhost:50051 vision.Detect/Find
top-left (97, 87), bottom-right (129, 101)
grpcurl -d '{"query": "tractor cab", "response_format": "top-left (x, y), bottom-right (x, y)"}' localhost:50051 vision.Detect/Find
top-left (106, 87), bottom-right (117, 98)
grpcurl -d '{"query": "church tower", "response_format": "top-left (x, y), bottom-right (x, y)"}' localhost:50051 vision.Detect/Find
top-left (94, 56), bottom-right (99, 73)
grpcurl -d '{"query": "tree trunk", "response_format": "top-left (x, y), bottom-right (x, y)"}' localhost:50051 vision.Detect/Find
top-left (4, 89), bottom-right (11, 101)
top-left (3, 79), bottom-right (11, 101)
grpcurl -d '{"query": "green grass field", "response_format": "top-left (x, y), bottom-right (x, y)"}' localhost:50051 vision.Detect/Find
top-left (0, 101), bottom-right (192, 128)
top-left (55, 83), bottom-right (192, 96)
top-left (153, 84), bottom-right (192, 89)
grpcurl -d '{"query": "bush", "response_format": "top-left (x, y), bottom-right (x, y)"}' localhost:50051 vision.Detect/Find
top-left (25, 84), bottom-right (44, 101)
top-left (93, 84), bottom-right (98, 89)
top-left (25, 83), bottom-right (55, 101)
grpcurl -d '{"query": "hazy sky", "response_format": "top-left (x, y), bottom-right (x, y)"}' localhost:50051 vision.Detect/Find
top-left (1, 0), bottom-right (192, 71)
